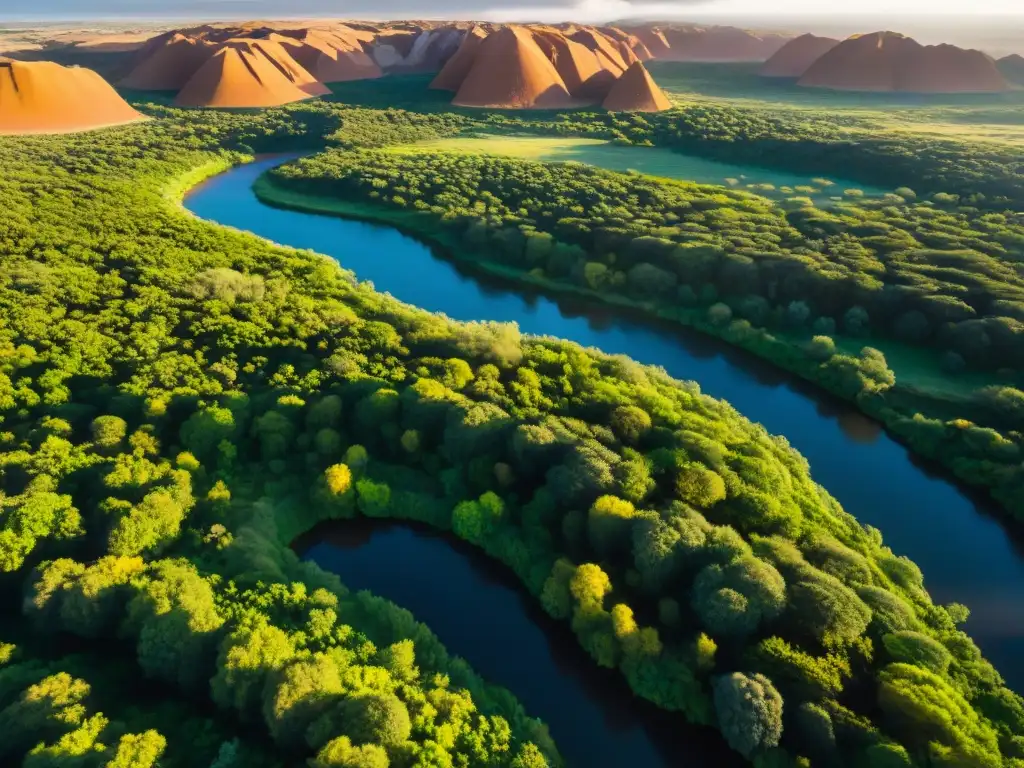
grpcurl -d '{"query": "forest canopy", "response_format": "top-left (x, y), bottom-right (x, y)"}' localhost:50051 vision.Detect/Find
top-left (0, 95), bottom-right (1020, 768)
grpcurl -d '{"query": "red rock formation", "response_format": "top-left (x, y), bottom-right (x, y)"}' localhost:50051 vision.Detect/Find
top-left (799, 32), bottom-right (1008, 92)
top-left (759, 33), bottom-right (840, 78)
top-left (628, 26), bottom-right (671, 58)
top-left (570, 28), bottom-right (629, 72)
top-left (598, 27), bottom-right (653, 61)
top-left (273, 32), bottom-right (382, 83)
top-left (453, 26), bottom-right (571, 109)
top-left (530, 28), bottom-right (614, 101)
top-left (120, 33), bottom-right (216, 90)
top-left (1, 59), bottom-right (143, 134)
top-left (430, 26), bottom-right (487, 90)
top-left (174, 46), bottom-right (314, 108)
top-left (222, 38), bottom-right (329, 96)
top-left (622, 23), bottom-right (791, 62)
top-left (602, 60), bottom-right (671, 112)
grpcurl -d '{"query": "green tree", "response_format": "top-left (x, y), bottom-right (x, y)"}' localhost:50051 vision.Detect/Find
top-left (310, 736), bottom-right (389, 768)
top-left (692, 557), bottom-right (786, 637)
top-left (675, 463), bottom-right (726, 508)
top-left (339, 692), bottom-right (411, 746)
top-left (91, 415), bottom-right (128, 450)
top-left (610, 405), bottom-right (652, 445)
top-left (713, 672), bottom-right (784, 758)
top-left (587, 494), bottom-right (637, 558)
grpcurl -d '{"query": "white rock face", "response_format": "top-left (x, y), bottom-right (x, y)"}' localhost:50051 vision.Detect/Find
top-left (371, 43), bottom-right (402, 68)
top-left (402, 30), bottom-right (435, 67)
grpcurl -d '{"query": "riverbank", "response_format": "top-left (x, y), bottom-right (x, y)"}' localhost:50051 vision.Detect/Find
top-left (182, 153), bottom-right (1024, 766)
top-left (253, 172), bottom-right (1024, 526)
top-left (294, 518), bottom-right (743, 768)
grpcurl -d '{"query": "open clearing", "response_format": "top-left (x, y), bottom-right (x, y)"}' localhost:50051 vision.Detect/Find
top-left (388, 135), bottom-right (885, 199)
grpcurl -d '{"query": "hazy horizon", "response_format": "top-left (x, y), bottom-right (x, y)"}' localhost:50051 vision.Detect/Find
top-left (2, 0), bottom-right (1021, 55)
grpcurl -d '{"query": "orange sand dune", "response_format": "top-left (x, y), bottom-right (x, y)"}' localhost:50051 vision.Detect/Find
top-left (174, 46), bottom-right (315, 108)
top-left (121, 33), bottom-right (216, 90)
top-left (529, 28), bottom-right (614, 101)
top-left (0, 59), bottom-right (143, 134)
top-left (221, 37), bottom-right (329, 95)
top-left (759, 33), bottom-right (840, 78)
top-left (272, 32), bottom-right (382, 83)
top-left (628, 26), bottom-right (671, 58)
top-left (799, 31), bottom-right (1008, 92)
top-left (569, 28), bottom-right (629, 72)
top-left (602, 61), bottom-right (670, 112)
top-left (598, 27), bottom-right (653, 61)
top-left (430, 26), bottom-right (487, 90)
top-left (453, 26), bottom-right (571, 109)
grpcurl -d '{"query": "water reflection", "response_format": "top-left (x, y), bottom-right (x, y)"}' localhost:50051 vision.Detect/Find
top-left (299, 520), bottom-right (743, 768)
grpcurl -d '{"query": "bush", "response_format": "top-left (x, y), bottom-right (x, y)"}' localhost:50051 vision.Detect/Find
top-left (805, 336), bottom-right (836, 362)
top-left (708, 303), bottom-right (733, 326)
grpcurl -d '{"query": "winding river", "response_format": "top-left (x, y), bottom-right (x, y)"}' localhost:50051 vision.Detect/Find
top-left (185, 156), bottom-right (1024, 763)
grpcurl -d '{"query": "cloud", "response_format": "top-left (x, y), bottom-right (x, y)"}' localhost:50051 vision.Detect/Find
top-left (5, 0), bottom-right (715, 22)
top-left (7, 0), bottom-right (1020, 22)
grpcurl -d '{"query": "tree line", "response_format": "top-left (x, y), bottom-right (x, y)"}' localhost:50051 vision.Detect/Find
top-left (265, 147), bottom-right (1024, 521)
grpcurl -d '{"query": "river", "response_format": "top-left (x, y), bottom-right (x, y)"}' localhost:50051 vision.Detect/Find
top-left (295, 519), bottom-right (742, 767)
top-left (184, 156), bottom-right (1024, 761)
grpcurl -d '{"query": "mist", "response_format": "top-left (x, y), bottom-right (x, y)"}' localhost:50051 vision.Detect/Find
top-left (3, 0), bottom-right (1021, 56)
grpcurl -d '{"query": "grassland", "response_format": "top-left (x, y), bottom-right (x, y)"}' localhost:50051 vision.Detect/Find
top-left (389, 135), bottom-right (883, 202)
top-left (649, 62), bottom-right (1024, 147)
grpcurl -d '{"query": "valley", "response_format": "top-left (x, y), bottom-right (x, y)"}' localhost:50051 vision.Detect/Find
top-left (0, 11), bottom-right (1022, 768)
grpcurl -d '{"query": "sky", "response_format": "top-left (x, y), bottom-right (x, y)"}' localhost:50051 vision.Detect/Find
top-left (3, 0), bottom-right (1023, 20)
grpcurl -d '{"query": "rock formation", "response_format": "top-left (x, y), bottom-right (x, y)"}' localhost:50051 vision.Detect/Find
top-left (272, 32), bottom-right (382, 83)
top-left (174, 46), bottom-right (314, 107)
top-left (452, 26), bottom-right (572, 109)
top-left (121, 33), bottom-right (216, 90)
top-left (221, 38), bottom-right (329, 96)
top-left (759, 34), bottom-right (840, 78)
top-left (998, 54), bottom-right (1024, 84)
top-left (570, 28), bottom-right (632, 72)
top-left (0, 59), bottom-right (143, 134)
top-left (430, 26), bottom-right (487, 90)
top-left (620, 23), bottom-right (791, 62)
top-left (628, 26), bottom-right (671, 58)
top-left (597, 27), bottom-right (653, 61)
top-left (799, 32), bottom-right (1008, 92)
top-left (602, 60), bottom-right (671, 112)
top-left (530, 28), bottom-right (613, 100)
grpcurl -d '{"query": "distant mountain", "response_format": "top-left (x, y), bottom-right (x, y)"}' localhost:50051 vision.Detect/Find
top-left (998, 53), bottom-right (1024, 84)
top-left (799, 31), bottom-right (1008, 93)
top-left (759, 33), bottom-right (839, 78)
top-left (615, 22), bottom-right (792, 62)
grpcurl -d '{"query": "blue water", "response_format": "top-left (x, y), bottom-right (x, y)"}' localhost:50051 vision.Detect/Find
top-left (300, 520), bottom-right (741, 767)
top-left (185, 157), bottom-right (1024, 700)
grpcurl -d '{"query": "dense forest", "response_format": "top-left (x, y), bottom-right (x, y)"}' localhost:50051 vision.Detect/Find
top-left (0, 95), bottom-right (1022, 767)
top-left (263, 140), bottom-right (1024, 522)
